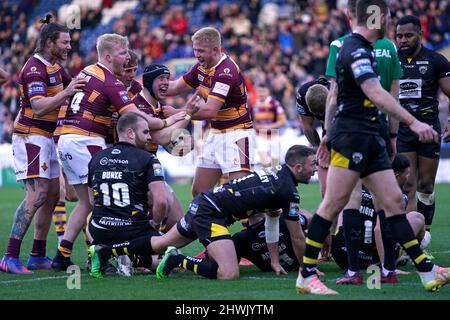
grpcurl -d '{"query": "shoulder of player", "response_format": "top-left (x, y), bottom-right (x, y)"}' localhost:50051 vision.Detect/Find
top-left (20, 56), bottom-right (47, 77)
top-left (423, 47), bottom-right (449, 64)
top-left (330, 34), bottom-right (350, 48)
top-left (214, 56), bottom-right (240, 78)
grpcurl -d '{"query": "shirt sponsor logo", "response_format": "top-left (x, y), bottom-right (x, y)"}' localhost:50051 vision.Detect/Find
top-left (99, 216), bottom-right (132, 227)
top-left (416, 61), bottom-right (429, 65)
top-left (111, 149), bottom-right (121, 155)
top-left (49, 77), bottom-right (56, 84)
top-left (119, 91), bottom-right (131, 103)
top-left (212, 81), bottom-right (230, 96)
top-left (399, 79), bottom-right (422, 99)
top-left (198, 74), bottom-right (204, 82)
top-left (351, 59), bottom-right (374, 78)
top-left (100, 157), bottom-right (129, 165)
top-left (28, 81), bottom-right (45, 95)
top-left (289, 203), bottom-right (299, 217)
top-left (351, 48), bottom-right (368, 59)
top-left (219, 67), bottom-right (233, 77)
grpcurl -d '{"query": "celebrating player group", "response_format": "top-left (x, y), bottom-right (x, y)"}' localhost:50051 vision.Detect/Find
top-left (1, 0), bottom-right (450, 296)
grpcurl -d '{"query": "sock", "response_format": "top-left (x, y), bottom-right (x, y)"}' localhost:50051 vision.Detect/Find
top-left (30, 239), bottom-right (46, 257)
top-left (52, 201), bottom-right (67, 244)
top-left (174, 254), bottom-right (218, 279)
top-left (378, 210), bottom-right (396, 271)
top-left (82, 227), bottom-right (91, 252)
top-left (132, 254), bottom-right (154, 269)
top-left (58, 240), bottom-right (73, 258)
top-left (386, 214), bottom-right (433, 272)
top-left (417, 197), bottom-right (435, 232)
top-left (301, 214), bottom-right (332, 278)
top-left (342, 209), bottom-right (361, 273)
top-left (109, 236), bottom-right (154, 257)
top-left (5, 238), bottom-right (22, 259)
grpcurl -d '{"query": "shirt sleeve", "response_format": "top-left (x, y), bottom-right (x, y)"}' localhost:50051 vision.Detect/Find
top-left (296, 85), bottom-right (314, 117)
top-left (434, 52), bottom-right (450, 79)
top-left (348, 48), bottom-right (378, 86)
top-left (105, 83), bottom-right (136, 114)
top-left (23, 64), bottom-right (48, 101)
top-left (325, 40), bottom-right (341, 78)
top-left (182, 64), bottom-right (199, 89)
top-left (146, 155), bottom-right (165, 183)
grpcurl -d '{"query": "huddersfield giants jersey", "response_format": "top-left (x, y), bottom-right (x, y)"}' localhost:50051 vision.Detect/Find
top-left (399, 46), bottom-right (450, 124)
top-left (333, 33), bottom-right (383, 136)
top-left (128, 79), bottom-right (142, 99)
top-left (60, 63), bottom-right (135, 138)
top-left (14, 54), bottom-right (71, 138)
top-left (132, 91), bottom-right (164, 154)
top-left (198, 164), bottom-right (301, 222)
top-left (88, 141), bottom-right (165, 230)
top-left (182, 54), bottom-right (253, 131)
top-left (250, 96), bottom-right (286, 135)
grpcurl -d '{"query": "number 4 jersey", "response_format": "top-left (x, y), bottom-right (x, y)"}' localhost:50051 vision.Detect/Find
top-left (88, 141), bottom-right (165, 231)
top-left (60, 63), bottom-right (135, 138)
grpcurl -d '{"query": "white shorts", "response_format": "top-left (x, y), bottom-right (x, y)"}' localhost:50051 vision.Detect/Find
top-left (12, 134), bottom-right (60, 181)
top-left (57, 134), bottom-right (106, 185)
top-left (198, 129), bottom-right (255, 173)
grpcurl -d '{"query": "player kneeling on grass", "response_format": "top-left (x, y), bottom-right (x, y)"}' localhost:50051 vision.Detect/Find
top-left (89, 145), bottom-right (316, 279)
top-left (86, 112), bottom-right (173, 277)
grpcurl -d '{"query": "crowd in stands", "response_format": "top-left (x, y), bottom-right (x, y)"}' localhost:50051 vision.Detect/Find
top-left (0, 0), bottom-right (449, 143)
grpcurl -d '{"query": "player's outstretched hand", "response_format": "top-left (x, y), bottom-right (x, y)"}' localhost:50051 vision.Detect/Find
top-left (65, 78), bottom-right (86, 96)
top-left (166, 110), bottom-right (187, 126)
top-left (317, 134), bottom-right (330, 167)
top-left (409, 119), bottom-right (438, 143)
top-left (162, 105), bottom-right (179, 118)
top-left (271, 262), bottom-right (287, 275)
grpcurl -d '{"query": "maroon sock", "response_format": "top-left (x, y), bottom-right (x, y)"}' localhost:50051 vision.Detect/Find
top-left (5, 238), bottom-right (22, 259)
top-left (58, 240), bottom-right (73, 258)
top-left (30, 239), bottom-right (46, 257)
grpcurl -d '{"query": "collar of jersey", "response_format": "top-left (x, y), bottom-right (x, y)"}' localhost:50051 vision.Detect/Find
top-left (282, 164), bottom-right (299, 186)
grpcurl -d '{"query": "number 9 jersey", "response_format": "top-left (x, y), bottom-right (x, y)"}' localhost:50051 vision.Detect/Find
top-left (88, 141), bottom-right (165, 231)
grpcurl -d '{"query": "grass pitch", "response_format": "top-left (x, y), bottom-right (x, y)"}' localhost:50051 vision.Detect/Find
top-left (0, 183), bottom-right (449, 300)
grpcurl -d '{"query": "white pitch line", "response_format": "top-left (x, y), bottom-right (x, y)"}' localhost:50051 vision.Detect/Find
top-left (0, 275), bottom-right (67, 285)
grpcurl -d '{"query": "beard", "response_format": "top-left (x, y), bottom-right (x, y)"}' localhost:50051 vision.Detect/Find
top-left (399, 42), bottom-right (419, 56)
top-left (112, 60), bottom-right (125, 78)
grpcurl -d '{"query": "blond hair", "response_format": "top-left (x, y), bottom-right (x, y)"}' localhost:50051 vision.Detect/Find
top-left (305, 84), bottom-right (329, 116)
top-left (96, 33), bottom-right (129, 57)
top-left (191, 27), bottom-right (221, 47)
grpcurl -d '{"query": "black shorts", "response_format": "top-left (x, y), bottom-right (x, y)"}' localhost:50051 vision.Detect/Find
top-left (176, 199), bottom-right (232, 247)
top-left (89, 220), bottom-right (160, 245)
top-left (328, 132), bottom-right (391, 178)
top-left (397, 121), bottom-right (441, 159)
top-left (331, 232), bottom-right (379, 270)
